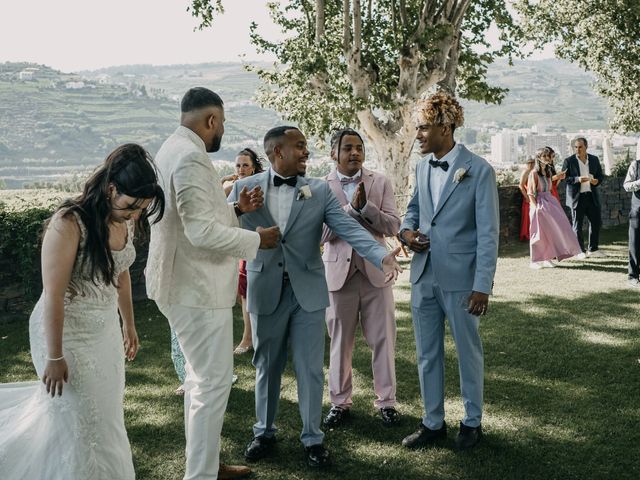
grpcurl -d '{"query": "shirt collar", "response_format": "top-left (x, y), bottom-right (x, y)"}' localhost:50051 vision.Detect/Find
top-left (335, 169), bottom-right (362, 181)
top-left (429, 143), bottom-right (462, 169)
top-left (269, 168), bottom-right (296, 183)
top-left (175, 125), bottom-right (207, 153)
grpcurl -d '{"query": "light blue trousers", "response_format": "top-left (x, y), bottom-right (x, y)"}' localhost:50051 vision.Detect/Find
top-left (411, 266), bottom-right (484, 430)
top-left (250, 280), bottom-right (326, 447)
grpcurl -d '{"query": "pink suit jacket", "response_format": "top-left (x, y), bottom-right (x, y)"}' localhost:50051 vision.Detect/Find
top-left (321, 167), bottom-right (401, 291)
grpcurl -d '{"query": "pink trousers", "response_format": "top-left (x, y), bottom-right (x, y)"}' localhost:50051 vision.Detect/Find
top-left (326, 270), bottom-right (397, 409)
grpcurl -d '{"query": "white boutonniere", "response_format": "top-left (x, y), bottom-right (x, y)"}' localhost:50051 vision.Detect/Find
top-left (453, 168), bottom-right (468, 183)
top-left (297, 185), bottom-right (312, 200)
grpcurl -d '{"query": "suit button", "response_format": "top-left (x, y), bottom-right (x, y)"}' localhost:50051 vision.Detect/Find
top-left (431, 221), bottom-right (436, 226)
top-left (278, 262), bottom-right (283, 267)
top-left (346, 258), bottom-right (350, 262)
top-left (282, 239), bottom-right (286, 244)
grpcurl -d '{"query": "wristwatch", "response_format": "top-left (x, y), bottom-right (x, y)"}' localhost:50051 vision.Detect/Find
top-left (397, 228), bottom-right (410, 246)
top-left (233, 201), bottom-right (243, 217)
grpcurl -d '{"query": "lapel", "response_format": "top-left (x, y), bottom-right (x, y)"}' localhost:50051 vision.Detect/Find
top-left (257, 170), bottom-right (277, 226)
top-left (326, 170), bottom-right (348, 205)
top-left (433, 146), bottom-right (472, 219)
top-left (283, 175), bottom-right (309, 236)
top-left (422, 159), bottom-right (435, 220)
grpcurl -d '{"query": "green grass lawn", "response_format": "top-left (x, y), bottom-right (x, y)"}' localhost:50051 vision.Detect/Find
top-left (1, 225), bottom-right (639, 479)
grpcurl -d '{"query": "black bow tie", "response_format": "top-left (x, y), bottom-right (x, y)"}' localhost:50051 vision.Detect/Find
top-left (273, 175), bottom-right (297, 187)
top-left (429, 159), bottom-right (449, 172)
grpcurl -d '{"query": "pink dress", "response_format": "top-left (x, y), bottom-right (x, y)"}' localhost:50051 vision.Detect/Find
top-left (529, 174), bottom-right (582, 262)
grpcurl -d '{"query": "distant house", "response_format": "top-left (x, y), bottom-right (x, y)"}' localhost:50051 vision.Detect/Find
top-left (65, 81), bottom-right (85, 90)
top-left (96, 74), bottom-right (111, 84)
top-left (18, 68), bottom-right (39, 81)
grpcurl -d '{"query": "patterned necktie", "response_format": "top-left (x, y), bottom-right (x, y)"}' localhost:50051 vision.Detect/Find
top-left (429, 159), bottom-right (450, 172)
top-left (273, 175), bottom-right (297, 187)
top-left (340, 176), bottom-right (360, 185)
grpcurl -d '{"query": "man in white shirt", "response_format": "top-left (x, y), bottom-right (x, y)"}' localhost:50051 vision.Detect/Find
top-left (561, 137), bottom-right (605, 257)
top-left (228, 126), bottom-right (402, 468)
top-left (399, 91), bottom-right (499, 450)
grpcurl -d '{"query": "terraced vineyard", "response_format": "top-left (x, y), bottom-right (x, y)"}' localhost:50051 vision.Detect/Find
top-left (0, 58), bottom-right (608, 189)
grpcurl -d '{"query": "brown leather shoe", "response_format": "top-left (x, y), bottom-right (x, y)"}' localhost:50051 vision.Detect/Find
top-left (218, 463), bottom-right (252, 479)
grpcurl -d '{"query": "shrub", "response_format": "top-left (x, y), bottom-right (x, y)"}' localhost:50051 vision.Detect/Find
top-left (0, 206), bottom-right (54, 298)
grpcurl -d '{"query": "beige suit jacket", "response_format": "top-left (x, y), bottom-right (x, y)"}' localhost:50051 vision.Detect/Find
top-left (146, 126), bottom-right (260, 308)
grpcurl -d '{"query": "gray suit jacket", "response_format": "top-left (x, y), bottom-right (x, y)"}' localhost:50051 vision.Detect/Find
top-left (401, 145), bottom-right (499, 299)
top-left (229, 170), bottom-right (389, 315)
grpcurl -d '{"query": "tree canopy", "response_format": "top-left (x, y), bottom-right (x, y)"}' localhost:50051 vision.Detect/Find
top-left (515, 0), bottom-right (640, 133)
top-left (188, 0), bottom-right (523, 195)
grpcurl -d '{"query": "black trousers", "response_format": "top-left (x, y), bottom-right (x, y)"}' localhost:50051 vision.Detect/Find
top-left (571, 192), bottom-right (601, 253)
top-left (629, 206), bottom-right (640, 279)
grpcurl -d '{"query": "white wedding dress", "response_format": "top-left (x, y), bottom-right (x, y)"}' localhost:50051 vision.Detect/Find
top-left (0, 213), bottom-right (136, 479)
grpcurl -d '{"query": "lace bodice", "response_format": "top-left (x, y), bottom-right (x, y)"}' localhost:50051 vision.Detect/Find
top-left (65, 211), bottom-right (136, 306)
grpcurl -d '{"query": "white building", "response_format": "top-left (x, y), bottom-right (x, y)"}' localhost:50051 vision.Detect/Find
top-left (525, 133), bottom-right (570, 158)
top-left (65, 81), bottom-right (85, 90)
top-left (490, 130), bottom-right (519, 165)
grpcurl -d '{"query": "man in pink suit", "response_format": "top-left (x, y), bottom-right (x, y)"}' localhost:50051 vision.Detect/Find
top-left (321, 128), bottom-right (401, 427)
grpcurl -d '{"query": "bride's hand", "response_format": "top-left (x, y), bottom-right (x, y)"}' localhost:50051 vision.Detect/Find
top-left (122, 324), bottom-right (139, 361)
top-left (42, 358), bottom-right (68, 397)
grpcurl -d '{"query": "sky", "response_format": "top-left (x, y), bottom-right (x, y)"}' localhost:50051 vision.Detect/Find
top-left (0, 0), bottom-right (553, 73)
top-left (0, 0), bottom-right (280, 72)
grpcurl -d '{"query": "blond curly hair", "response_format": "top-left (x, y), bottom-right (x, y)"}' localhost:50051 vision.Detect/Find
top-left (415, 91), bottom-right (465, 129)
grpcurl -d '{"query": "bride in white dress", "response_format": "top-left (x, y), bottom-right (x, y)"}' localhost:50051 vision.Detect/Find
top-left (0, 144), bottom-right (165, 480)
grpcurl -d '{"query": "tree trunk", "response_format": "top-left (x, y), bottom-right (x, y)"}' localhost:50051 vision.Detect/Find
top-left (357, 106), bottom-right (416, 213)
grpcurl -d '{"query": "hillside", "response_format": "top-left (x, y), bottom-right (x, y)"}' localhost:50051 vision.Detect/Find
top-left (0, 58), bottom-right (608, 188)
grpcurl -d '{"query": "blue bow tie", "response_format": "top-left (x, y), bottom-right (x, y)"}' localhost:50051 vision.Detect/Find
top-left (429, 159), bottom-right (449, 172)
top-left (273, 175), bottom-right (297, 187)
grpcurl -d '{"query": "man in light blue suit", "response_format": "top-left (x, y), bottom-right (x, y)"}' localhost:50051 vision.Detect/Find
top-left (228, 126), bottom-right (401, 468)
top-left (399, 92), bottom-right (499, 450)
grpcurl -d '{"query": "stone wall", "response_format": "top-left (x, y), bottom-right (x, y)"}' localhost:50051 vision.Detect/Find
top-left (0, 178), bottom-right (632, 316)
top-left (501, 176), bottom-right (631, 245)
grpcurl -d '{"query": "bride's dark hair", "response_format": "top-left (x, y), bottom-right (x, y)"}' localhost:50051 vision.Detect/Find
top-left (56, 143), bottom-right (165, 286)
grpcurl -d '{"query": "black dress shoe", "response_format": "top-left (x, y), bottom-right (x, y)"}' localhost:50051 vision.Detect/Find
top-left (323, 406), bottom-right (350, 427)
top-left (305, 443), bottom-right (330, 468)
top-left (455, 422), bottom-right (482, 449)
top-left (401, 421), bottom-right (447, 448)
top-left (244, 435), bottom-right (276, 461)
top-left (379, 407), bottom-right (400, 426)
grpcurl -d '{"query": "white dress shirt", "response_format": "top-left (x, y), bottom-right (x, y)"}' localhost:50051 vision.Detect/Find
top-left (577, 156), bottom-right (592, 193)
top-left (429, 143), bottom-right (462, 207)
top-left (267, 168), bottom-right (296, 233)
top-left (336, 169), bottom-right (362, 200)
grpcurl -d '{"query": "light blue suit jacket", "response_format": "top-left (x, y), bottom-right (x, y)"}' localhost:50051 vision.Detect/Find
top-left (229, 170), bottom-right (388, 315)
top-left (401, 145), bottom-right (499, 301)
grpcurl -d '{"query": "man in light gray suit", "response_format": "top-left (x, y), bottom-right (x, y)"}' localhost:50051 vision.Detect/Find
top-left (228, 126), bottom-right (401, 468)
top-left (399, 91), bottom-right (499, 450)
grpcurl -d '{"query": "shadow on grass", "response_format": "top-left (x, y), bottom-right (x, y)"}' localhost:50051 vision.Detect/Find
top-left (2, 249), bottom-right (639, 479)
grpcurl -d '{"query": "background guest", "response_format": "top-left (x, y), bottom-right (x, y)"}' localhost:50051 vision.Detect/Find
top-left (562, 137), bottom-right (605, 258)
top-left (528, 146), bottom-right (581, 269)
top-left (623, 157), bottom-right (640, 287)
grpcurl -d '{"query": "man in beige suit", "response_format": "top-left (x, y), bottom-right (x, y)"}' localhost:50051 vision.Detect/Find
top-left (147, 87), bottom-right (279, 480)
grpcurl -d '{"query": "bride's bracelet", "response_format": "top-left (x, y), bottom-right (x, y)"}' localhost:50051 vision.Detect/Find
top-left (46, 355), bottom-right (65, 362)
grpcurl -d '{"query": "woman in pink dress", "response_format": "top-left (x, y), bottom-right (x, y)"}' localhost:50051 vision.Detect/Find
top-left (528, 146), bottom-right (581, 269)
